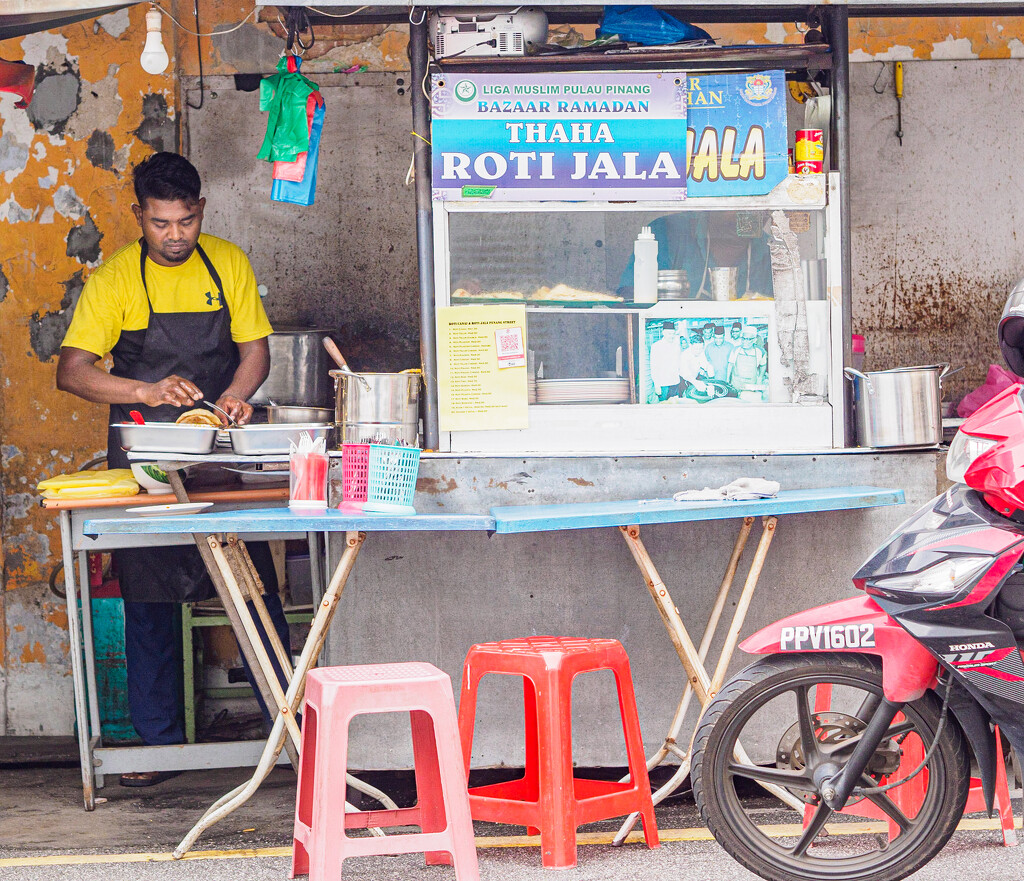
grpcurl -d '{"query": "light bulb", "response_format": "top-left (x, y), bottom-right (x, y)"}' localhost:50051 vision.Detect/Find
top-left (140, 7), bottom-right (169, 75)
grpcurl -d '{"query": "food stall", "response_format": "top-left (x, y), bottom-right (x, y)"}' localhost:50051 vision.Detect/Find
top-left (279, 3), bottom-right (942, 770)
top-left (38, 2), bottom-right (957, 779)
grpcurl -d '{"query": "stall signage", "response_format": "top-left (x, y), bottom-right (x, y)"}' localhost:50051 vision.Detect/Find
top-left (431, 71), bottom-right (687, 201)
top-left (686, 71), bottom-right (788, 197)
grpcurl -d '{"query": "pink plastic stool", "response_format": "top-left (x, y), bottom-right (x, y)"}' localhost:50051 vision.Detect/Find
top-left (291, 662), bottom-right (480, 881)
top-left (458, 636), bottom-right (659, 868)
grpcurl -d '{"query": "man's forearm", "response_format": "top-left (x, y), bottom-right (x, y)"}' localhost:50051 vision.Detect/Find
top-left (57, 360), bottom-right (147, 405)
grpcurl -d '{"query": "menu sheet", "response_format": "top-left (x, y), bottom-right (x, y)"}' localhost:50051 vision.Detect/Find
top-left (437, 304), bottom-right (528, 432)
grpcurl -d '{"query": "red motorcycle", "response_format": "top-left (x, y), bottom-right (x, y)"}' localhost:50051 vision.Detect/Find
top-left (692, 293), bottom-right (1024, 881)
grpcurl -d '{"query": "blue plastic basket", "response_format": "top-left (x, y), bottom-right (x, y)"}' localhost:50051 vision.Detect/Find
top-left (364, 444), bottom-right (421, 514)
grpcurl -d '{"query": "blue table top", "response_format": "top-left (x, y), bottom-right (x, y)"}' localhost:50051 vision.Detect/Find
top-left (85, 507), bottom-right (497, 536)
top-left (490, 486), bottom-right (905, 534)
top-left (83, 486), bottom-right (904, 537)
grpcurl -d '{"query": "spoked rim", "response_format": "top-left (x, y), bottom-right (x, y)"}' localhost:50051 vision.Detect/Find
top-left (712, 668), bottom-right (950, 879)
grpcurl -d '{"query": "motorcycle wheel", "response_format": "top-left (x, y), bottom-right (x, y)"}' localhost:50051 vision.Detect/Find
top-left (692, 652), bottom-right (969, 881)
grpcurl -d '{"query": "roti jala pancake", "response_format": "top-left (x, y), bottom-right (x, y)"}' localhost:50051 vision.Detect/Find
top-left (175, 408), bottom-right (221, 427)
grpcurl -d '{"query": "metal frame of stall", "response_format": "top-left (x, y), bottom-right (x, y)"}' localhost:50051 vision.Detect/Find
top-left (269, 0), bottom-right (1014, 451)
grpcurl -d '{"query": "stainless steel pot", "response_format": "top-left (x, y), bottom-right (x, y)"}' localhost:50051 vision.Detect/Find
top-left (331, 370), bottom-right (421, 446)
top-left (250, 328), bottom-right (336, 408)
top-left (845, 364), bottom-right (951, 448)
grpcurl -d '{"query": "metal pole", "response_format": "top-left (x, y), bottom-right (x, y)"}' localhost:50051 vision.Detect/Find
top-left (828, 6), bottom-right (855, 446)
top-left (410, 13), bottom-right (439, 450)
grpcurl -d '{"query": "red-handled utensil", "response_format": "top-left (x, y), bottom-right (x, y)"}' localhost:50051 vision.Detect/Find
top-left (129, 410), bottom-right (146, 425)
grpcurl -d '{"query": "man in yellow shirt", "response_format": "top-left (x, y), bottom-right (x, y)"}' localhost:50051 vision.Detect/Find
top-left (57, 152), bottom-right (289, 785)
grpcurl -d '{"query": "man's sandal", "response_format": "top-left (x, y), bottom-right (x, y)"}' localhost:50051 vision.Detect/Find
top-left (119, 770), bottom-right (182, 788)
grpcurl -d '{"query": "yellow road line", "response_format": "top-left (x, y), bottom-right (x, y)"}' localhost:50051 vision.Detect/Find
top-left (1, 816), bottom-right (1017, 868)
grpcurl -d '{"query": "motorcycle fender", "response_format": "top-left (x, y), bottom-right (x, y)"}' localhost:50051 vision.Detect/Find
top-left (741, 596), bottom-right (938, 702)
top-left (947, 683), bottom-right (997, 815)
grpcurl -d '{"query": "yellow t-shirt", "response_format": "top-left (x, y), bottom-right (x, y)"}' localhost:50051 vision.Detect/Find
top-left (62, 234), bottom-right (273, 358)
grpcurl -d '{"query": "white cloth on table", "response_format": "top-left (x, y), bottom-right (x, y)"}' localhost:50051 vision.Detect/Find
top-left (673, 478), bottom-right (781, 502)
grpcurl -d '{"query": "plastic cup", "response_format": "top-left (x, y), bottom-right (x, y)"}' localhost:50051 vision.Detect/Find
top-left (289, 450), bottom-right (329, 511)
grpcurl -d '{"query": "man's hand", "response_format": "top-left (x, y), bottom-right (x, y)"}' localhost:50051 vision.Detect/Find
top-left (215, 394), bottom-right (253, 426)
top-left (138, 375), bottom-right (204, 409)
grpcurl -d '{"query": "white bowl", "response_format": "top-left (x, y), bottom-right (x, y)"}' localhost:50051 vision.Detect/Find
top-left (131, 462), bottom-right (174, 494)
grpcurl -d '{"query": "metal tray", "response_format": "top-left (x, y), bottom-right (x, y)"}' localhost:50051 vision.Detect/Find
top-left (227, 423), bottom-right (332, 455)
top-left (114, 422), bottom-right (219, 455)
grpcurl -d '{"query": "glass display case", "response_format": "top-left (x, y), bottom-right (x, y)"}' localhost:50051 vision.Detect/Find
top-left (432, 173), bottom-right (843, 453)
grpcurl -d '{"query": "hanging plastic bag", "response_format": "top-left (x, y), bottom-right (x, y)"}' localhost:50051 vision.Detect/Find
top-left (273, 91), bottom-right (324, 183)
top-left (271, 98), bottom-right (325, 206)
top-left (597, 7), bottom-right (714, 46)
top-left (257, 55), bottom-right (319, 163)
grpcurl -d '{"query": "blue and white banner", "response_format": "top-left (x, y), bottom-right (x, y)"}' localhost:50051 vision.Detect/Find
top-left (686, 71), bottom-right (788, 197)
top-left (431, 71), bottom-right (687, 202)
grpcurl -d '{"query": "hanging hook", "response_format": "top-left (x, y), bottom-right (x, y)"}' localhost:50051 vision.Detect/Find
top-left (872, 60), bottom-right (888, 95)
top-left (409, 5), bottom-right (427, 25)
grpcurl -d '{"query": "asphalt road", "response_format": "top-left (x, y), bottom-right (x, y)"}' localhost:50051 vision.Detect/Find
top-left (3, 831), bottom-right (1024, 881)
top-left (2, 764), bottom-right (1024, 881)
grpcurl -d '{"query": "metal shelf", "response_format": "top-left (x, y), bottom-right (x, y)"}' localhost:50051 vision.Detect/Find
top-left (437, 43), bottom-right (832, 74)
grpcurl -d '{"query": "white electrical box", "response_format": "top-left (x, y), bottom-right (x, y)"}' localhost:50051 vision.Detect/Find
top-left (429, 7), bottom-right (548, 60)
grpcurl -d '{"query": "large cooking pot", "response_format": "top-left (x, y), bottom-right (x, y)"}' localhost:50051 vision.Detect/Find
top-left (845, 364), bottom-right (951, 448)
top-left (331, 370), bottom-right (421, 447)
top-left (250, 328), bottom-right (336, 408)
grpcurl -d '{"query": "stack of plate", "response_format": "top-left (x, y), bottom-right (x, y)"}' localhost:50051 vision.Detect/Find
top-left (536, 378), bottom-right (631, 404)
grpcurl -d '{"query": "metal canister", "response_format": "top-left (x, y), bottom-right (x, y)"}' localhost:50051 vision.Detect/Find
top-left (795, 129), bottom-right (824, 161)
top-left (795, 129), bottom-right (824, 174)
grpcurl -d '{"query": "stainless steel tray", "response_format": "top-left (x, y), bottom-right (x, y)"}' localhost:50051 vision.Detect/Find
top-left (227, 423), bottom-right (332, 455)
top-left (114, 422), bottom-right (219, 455)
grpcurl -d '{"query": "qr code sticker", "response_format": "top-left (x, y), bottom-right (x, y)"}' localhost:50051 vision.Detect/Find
top-left (495, 326), bottom-right (526, 368)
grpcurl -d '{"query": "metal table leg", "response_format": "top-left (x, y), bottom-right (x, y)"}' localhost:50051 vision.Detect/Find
top-left (166, 469), bottom-right (300, 768)
top-left (59, 510), bottom-right (96, 810)
top-left (76, 549), bottom-right (105, 790)
top-left (174, 530), bottom-right (376, 858)
top-left (613, 517), bottom-right (802, 845)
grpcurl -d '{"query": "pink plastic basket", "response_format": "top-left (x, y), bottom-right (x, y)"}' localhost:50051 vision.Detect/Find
top-left (364, 444), bottom-right (421, 514)
top-left (341, 443), bottom-right (369, 508)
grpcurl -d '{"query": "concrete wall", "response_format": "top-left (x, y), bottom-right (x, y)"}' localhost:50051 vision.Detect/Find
top-left (0, 10), bottom-right (1020, 736)
top-left (849, 59), bottom-right (1024, 403)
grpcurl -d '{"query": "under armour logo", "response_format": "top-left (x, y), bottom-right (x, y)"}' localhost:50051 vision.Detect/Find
top-left (205, 291), bottom-right (223, 306)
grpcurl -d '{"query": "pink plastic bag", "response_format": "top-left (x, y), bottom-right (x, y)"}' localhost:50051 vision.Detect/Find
top-left (957, 364), bottom-right (1018, 417)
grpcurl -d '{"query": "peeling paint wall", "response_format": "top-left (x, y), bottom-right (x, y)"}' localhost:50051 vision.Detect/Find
top-left (0, 6), bottom-right (177, 734)
top-left (2, 9), bottom-right (1024, 735)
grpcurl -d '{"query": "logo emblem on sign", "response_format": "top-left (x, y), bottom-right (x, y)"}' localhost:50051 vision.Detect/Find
top-left (741, 74), bottom-right (776, 106)
top-left (454, 80), bottom-right (477, 102)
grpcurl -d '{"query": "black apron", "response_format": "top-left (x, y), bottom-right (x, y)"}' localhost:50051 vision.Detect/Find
top-left (108, 240), bottom-right (240, 602)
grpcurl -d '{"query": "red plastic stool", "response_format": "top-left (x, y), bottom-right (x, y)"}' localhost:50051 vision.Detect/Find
top-left (457, 636), bottom-right (660, 868)
top-left (291, 663), bottom-right (480, 881)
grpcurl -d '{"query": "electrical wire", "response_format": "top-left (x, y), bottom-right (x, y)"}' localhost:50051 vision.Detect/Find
top-left (151, 2), bottom-right (259, 38)
top-left (284, 6), bottom-right (315, 53)
top-left (305, 5), bottom-right (369, 18)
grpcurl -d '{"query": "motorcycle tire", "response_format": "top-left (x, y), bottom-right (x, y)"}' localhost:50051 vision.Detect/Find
top-left (692, 652), bottom-right (969, 881)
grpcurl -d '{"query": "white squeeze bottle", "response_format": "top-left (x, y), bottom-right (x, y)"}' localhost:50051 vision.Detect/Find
top-left (633, 226), bottom-right (658, 304)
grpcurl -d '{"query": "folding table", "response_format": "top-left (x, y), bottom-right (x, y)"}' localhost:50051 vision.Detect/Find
top-left (85, 485), bottom-right (903, 856)
top-left (44, 486), bottom-right (310, 810)
top-left (83, 507), bottom-right (496, 858)
top-left (489, 486), bottom-right (905, 843)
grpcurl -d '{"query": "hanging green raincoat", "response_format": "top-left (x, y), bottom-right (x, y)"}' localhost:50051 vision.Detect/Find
top-left (257, 55), bottom-right (319, 163)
